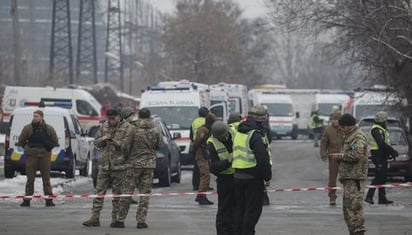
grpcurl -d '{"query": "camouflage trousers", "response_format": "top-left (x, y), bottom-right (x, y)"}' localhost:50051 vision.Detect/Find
top-left (90, 169), bottom-right (126, 221)
top-left (195, 150), bottom-right (210, 193)
top-left (342, 179), bottom-right (366, 234)
top-left (116, 168), bottom-right (154, 223)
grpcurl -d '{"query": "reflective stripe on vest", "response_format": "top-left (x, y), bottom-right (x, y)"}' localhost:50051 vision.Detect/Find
top-left (207, 137), bottom-right (235, 175)
top-left (232, 130), bottom-right (257, 169)
top-left (191, 117), bottom-right (205, 139)
top-left (369, 124), bottom-right (390, 151)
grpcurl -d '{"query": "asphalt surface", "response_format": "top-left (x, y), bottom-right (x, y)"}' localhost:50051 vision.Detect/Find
top-left (0, 139), bottom-right (411, 235)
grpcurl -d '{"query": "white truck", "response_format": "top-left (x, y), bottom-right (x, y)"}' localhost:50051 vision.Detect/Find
top-left (140, 81), bottom-right (225, 165)
top-left (1, 86), bottom-right (102, 131)
top-left (249, 90), bottom-right (299, 139)
top-left (313, 92), bottom-right (351, 125)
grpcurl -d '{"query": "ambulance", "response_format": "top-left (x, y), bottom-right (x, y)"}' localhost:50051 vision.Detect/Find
top-left (1, 86), bottom-right (102, 131)
top-left (313, 92), bottom-right (351, 125)
top-left (140, 81), bottom-right (223, 165)
top-left (209, 85), bottom-right (230, 122)
top-left (249, 90), bottom-right (299, 139)
top-left (210, 83), bottom-right (249, 118)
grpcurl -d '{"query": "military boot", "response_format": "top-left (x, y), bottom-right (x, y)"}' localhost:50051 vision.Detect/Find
top-left (110, 221), bottom-right (125, 228)
top-left (197, 195), bottom-right (214, 205)
top-left (378, 188), bottom-right (393, 204)
top-left (20, 200), bottom-right (31, 207)
top-left (82, 216), bottom-right (100, 227)
top-left (45, 199), bottom-right (55, 207)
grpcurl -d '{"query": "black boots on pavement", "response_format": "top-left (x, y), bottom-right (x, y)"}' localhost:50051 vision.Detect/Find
top-left (365, 188), bottom-right (393, 205)
top-left (195, 195), bottom-right (214, 205)
top-left (20, 199), bottom-right (55, 207)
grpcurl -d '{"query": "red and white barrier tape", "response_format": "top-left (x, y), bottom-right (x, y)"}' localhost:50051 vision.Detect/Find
top-left (1, 182), bottom-right (411, 200)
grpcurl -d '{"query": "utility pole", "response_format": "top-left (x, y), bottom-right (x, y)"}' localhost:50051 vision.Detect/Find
top-left (104, 0), bottom-right (124, 91)
top-left (11, 0), bottom-right (22, 85)
top-left (76, 0), bottom-right (97, 84)
top-left (49, 0), bottom-right (73, 85)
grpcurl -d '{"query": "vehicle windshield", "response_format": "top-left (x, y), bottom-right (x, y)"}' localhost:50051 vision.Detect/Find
top-left (318, 103), bottom-right (341, 116)
top-left (76, 100), bottom-right (99, 116)
top-left (390, 130), bottom-right (407, 145)
top-left (354, 104), bottom-right (401, 120)
top-left (263, 103), bottom-right (294, 117)
top-left (147, 106), bottom-right (198, 130)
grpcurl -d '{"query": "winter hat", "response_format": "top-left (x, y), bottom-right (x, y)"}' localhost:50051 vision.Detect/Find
top-left (374, 111), bottom-right (388, 123)
top-left (339, 113), bottom-right (356, 126)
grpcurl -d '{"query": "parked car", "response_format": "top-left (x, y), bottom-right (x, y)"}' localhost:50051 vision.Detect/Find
top-left (361, 126), bottom-right (412, 181)
top-left (358, 116), bottom-right (407, 130)
top-left (4, 106), bottom-right (90, 178)
top-left (90, 115), bottom-right (182, 188)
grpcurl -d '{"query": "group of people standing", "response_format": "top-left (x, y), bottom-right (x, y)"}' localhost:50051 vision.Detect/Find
top-left (190, 105), bottom-right (272, 235)
top-left (81, 107), bottom-right (162, 229)
top-left (320, 110), bottom-right (397, 235)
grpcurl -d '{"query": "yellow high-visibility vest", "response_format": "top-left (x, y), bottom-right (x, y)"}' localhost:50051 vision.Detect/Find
top-left (191, 117), bottom-right (205, 139)
top-left (207, 137), bottom-right (235, 175)
top-left (232, 130), bottom-right (257, 169)
top-left (369, 124), bottom-right (390, 150)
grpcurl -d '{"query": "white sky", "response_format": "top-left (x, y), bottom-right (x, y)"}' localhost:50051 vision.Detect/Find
top-left (151, 0), bottom-right (269, 19)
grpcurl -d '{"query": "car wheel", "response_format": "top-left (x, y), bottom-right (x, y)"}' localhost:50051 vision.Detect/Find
top-left (172, 161), bottom-right (181, 183)
top-left (4, 166), bottom-right (15, 178)
top-left (66, 158), bottom-right (76, 179)
top-left (159, 165), bottom-right (171, 187)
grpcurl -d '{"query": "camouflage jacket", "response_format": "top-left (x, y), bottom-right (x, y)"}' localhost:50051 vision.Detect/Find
top-left (94, 119), bottom-right (133, 171)
top-left (338, 126), bottom-right (368, 182)
top-left (129, 119), bottom-right (162, 169)
top-left (17, 121), bottom-right (59, 158)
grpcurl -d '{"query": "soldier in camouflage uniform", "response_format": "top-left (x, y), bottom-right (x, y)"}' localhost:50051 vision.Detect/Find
top-left (112, 108), bottom-right (162, 229)
top-left (330, 114), bottom-right (368, 235)
top-left (82, 109), bottom-right (134, 227)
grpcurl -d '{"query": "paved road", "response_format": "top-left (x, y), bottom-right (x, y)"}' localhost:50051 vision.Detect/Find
top-left (0, 140), bottom-right (411, 235)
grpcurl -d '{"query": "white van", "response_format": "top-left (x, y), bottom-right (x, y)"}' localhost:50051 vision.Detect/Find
top-left (209, 85), bottom-right (230, 122)
top-left (249, 90), bottom-right (299, 139)
top-left (4, 107), bottom-right (90, 178)
top-left (313, 92), bottom-right (351, 125)
top-left (210, 83), bottom-right (249, 118)
top-left (2, 86), bottom-right (102, 131)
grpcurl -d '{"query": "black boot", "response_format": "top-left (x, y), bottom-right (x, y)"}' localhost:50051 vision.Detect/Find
top-left (110, 221), bottom-right (125, 228)
top-left (45, 199), bottom-right (55, 207)
top-left (197, 195), bottom-right (214, 205)
top-left (364, 188), bottom-right (375, 204)
top-left (20, 200), bottom-right (30, 207)
top-left (378, 188), bottom-right (393, 204)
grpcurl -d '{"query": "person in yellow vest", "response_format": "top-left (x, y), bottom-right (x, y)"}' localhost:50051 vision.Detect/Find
top-left (365, 111), bottom-right (398, 204)
top-left (190, 106), bottom-right (209, 191)
top-left (320, 111), bottom-right (344, 206)
top-left (309, 110), bottom-right (324, 147)
top-left (228, 111), bottom-right (241, 138)
top-left (208, 121), bottom-right (235, 234)
top-left (232, 105), bottom-right (272, 235)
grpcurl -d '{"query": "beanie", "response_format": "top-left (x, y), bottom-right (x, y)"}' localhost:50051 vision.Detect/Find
top-left (339, 113), bottom-right (356, 126)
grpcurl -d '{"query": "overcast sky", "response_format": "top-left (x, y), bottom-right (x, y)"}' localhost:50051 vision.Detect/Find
top-left (151, 0), bottom-right (269, 19)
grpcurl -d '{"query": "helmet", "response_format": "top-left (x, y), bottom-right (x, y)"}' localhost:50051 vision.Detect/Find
top-left (248, 105), bottom-right (267, 122)
top-left (228, 112), bottom-right (241, 124)
top-left (198, 107), bottom-right (209, 117)
top-left (211, 120), bottom-right (229, 138)
top-left (120, 107), bottom-right (135, 119)
top-left (375, 111), bottom-right (388, 123)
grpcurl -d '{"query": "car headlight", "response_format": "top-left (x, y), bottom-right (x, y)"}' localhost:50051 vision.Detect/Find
top-left (396, 154), bottom-right (410, 161)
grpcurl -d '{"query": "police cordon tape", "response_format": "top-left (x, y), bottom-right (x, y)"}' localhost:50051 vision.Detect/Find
top-left (1, 182), bottom-right (411, 200)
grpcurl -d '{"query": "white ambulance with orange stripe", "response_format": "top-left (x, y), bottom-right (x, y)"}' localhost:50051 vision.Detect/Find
top-left (1, 86), bottom-right (102, 131)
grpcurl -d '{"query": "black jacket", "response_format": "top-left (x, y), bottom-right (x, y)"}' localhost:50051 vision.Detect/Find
top-left (234, 117), bottom-right (272, 182)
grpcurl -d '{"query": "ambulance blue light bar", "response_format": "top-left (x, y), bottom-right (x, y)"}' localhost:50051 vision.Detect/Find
top-left (24, 100), bottom-right (72, 109)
